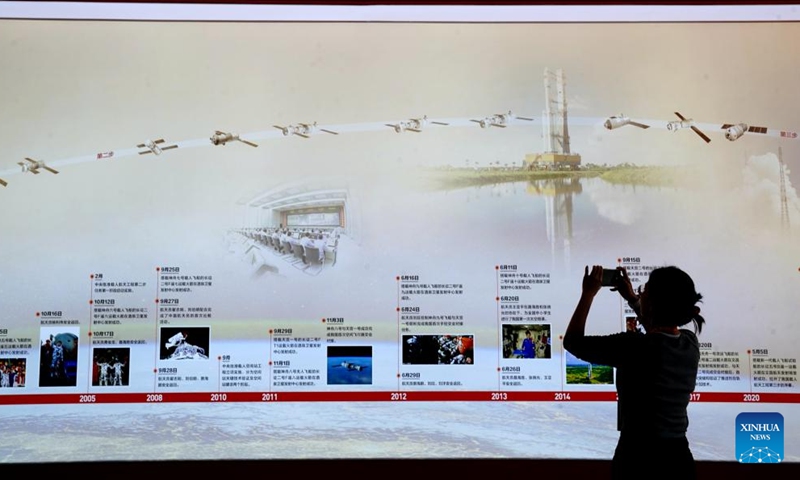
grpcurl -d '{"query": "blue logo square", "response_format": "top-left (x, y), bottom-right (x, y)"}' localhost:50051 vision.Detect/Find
top-left (736, 412), bottom-right (784, 463)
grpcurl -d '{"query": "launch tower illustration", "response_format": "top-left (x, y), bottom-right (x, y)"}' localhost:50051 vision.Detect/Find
top-left (779, 146), bottom-right (790, 232)
top-left (525, 68), bottom-right (582, 169)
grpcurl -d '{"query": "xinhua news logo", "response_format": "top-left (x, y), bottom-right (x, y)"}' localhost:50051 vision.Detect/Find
top-left (735, 412), bottom-right (784, 463)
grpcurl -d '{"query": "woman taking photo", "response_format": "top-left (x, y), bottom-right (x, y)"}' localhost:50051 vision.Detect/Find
top-left (563, 265), bottom-right (705, 479)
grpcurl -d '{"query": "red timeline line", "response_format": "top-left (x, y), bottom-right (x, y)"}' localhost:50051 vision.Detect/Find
top-left (268, 329), bottom-right (273, 393)
top-left (560, 337), bottom-right (565, 392)
top-left (87, 274), bottom-right (94, 393)
top-left (396, 276), bottom-right (401, 392)
top-left (495, 265), bottom-right (501, 391)
top-left (1, 391), bottom-right (798, 406)
top-left (88, 274), bottom-right (94, 335)
top-left (616, 258), bottom-right (624, 331)
top-left (154, 267), bottom-right (161, 392)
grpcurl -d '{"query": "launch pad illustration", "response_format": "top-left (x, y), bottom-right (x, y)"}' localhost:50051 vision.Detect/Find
top-left (525, 68), bottom-right (582, 170)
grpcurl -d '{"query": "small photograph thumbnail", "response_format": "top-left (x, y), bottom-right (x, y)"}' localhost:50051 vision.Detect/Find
top-left (0, 358), bottom-right (26, 388)
top-left (39, 327), bottom-right (80, 387)
top-left (402, 335), bottom-right (474, 365)
top-left (625, 315), bottom-right (645, 333)
top-left (159, 327), bottom-right (210, 360)
top-left (92, 348), bottom-right (130, 386)
top-left (502, 324), bottom-right (551, 359)
top-left (327, 345), bottom-right (372, 385)
top-left (565, 351), bottom-right (614, 385)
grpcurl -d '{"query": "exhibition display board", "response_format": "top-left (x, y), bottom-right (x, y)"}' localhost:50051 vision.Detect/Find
top-left (0, 2), bottom-right (798, 463)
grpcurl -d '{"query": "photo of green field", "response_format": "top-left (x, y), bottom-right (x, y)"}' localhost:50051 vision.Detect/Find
top-left (565, 351), bottom-right (614, 385)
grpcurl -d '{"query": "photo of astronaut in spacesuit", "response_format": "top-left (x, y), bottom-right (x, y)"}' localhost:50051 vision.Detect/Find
top-left (159, 327), bottom-right (210, 361)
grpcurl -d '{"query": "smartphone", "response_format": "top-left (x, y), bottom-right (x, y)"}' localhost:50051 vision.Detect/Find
top-left (601, 268), bottom-right (620, 287)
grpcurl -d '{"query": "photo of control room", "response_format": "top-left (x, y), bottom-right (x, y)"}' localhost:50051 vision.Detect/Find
top-left (227, 180), bottom-right (361, 278)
